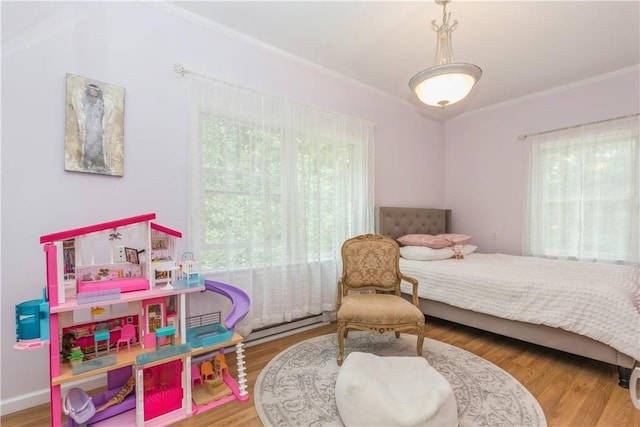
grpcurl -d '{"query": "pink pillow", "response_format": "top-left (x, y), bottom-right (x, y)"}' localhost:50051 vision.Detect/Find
top-left (397, 233), bottom-right (472, 248)
top-left (440, 234), bottom-right (472, 246)
top-left (397, 234), bottom-right (451, 249)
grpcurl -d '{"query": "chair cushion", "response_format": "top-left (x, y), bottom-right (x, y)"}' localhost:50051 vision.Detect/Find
top-left (335, 352), bottom-right (458, 426)
top-left (337, 294), bottom-right (424, 324)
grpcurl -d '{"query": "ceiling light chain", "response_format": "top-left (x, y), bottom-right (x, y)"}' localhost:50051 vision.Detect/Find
top-left (438, 0), bottom-right (451, 31)
top-left (409, 0), bottom-right (482, 108)
top-left (433, 0), bottom-right (456, 66)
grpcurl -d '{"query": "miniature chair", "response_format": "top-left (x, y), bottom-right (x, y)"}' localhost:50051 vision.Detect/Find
top-left (63, 388), bottom-right (96, 425)
top-left (200, 361), bottom-right (215, 381)
top-left (94, 330), bottom-right (111, 356)
top-left (179, 251), bottom-right (200, 283)
top-left (116, 324), bottom-right (136, 353)
top-left (191, 364), bottom-right (203, 389)
top-left (336, 234), bottom-right (425, 366)
top-left (214, 354), bottom-right (229, 378)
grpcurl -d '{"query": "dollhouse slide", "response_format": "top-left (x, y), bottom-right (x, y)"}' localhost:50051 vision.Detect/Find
top-left (203, 280), bottom-right (249, 331)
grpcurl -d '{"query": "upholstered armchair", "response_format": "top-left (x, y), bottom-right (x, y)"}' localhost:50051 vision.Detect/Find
top-left (336, 234), bottom-right (425, 365)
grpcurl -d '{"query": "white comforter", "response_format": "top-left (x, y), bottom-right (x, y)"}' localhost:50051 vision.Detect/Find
top-left (400, 253), bottom-right (640, 361)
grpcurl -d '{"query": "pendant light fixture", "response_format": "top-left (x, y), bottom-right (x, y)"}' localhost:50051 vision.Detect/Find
top-left (409, 0), bottom-right (482, 107)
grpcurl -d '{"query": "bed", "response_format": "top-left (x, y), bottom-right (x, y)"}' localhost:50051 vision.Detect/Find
top-left (376, 206), bottom-right (640, 387)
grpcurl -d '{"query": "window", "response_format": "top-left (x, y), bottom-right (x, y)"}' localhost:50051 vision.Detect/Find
top-left (525, 114), bottom-right (639, 264)
top-left (187, 77), bottom-right (374, 330)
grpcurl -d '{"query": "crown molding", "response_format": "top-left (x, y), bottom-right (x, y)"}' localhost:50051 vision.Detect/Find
top-left (142, 1), bottom-right (416, 109)
top-left (453, 65), bottom-right (640, 122)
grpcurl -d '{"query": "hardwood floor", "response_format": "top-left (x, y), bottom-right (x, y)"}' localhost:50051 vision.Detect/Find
top-left (2, 318), bottom-right (638, 426)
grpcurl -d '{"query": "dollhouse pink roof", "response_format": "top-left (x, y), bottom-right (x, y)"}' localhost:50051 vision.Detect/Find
top-left (150, 222), bottom-right (182, 238)
top-left (40, 213), bottom-right (182, 243)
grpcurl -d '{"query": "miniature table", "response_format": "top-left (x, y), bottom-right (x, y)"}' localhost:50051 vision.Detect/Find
top-left (155, 325), bottom-right (176, 348)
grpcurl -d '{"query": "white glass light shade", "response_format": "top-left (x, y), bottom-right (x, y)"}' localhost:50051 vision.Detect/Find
top-left (409, 63), bottom-right (482, 107)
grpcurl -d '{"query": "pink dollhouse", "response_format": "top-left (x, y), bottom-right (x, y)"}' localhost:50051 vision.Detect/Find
top-left (34, 213), bottom-right (250, 426)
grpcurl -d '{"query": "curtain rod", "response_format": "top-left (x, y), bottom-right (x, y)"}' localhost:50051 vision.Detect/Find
top-left (173, 63), bottom-right (217, 82)
top-left (172, 63), bottom-right (378, 128)
top-left (173, 62), bottom-right (283, 101)
top-left (518, 113), bottom-right (639, 141)
top-left (174, 62), bottom-right (287, 101)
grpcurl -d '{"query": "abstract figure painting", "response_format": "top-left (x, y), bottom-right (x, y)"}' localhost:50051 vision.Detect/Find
top-left (65, 74), bottom-right (125, 176)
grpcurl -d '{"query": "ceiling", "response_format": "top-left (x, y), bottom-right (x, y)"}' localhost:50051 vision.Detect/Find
top-left (169, 1), bottom-right (640, 121)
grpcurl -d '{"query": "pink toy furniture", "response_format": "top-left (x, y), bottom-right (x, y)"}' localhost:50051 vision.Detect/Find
top-left (78, 277), bottom-right (149, 294)
top-left (116, 324), bottom-right (136, 353)
top-left (191, 364), bottom-right (203, 389)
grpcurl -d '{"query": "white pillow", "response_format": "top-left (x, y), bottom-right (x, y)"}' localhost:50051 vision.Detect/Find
top-left (400, 246), bottom-right (454, 261)
top-left (400, 244), bottom-right (478, 261)
top-left (397, 233), bottom-right (472, 248)
top-left (459, 244), bottom-right (478, 255)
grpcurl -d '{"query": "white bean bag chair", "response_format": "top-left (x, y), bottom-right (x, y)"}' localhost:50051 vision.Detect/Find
top-left (335, 352), bottom-right (458, 426)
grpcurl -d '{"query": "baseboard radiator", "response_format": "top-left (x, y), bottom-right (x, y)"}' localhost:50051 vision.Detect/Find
top-left (244, 311), bottom-right (334, 347)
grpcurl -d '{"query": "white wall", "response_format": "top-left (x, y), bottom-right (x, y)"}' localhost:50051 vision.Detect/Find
top-left (0, 1), bottom-right (443, 412)
top-left (444, 67), bottom-right (640, 254)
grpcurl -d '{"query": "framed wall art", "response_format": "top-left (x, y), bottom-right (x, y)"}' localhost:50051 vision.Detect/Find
top-left (64, 73), bottom-right (125, 176)
top-left (125, 247), bottom-right (139, 264)
top-left (152, 238), bottom-right (168, 250)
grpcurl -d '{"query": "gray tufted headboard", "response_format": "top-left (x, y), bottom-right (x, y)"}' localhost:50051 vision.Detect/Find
top-left (376, 207), bottom-right (452, 241)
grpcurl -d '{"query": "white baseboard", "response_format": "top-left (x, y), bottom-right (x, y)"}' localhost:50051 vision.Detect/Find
top-left (1, 375), bottom-right (106, 416)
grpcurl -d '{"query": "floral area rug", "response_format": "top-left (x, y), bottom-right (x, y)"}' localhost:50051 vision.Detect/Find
top-left (255, 332), bottom-right (546, 426)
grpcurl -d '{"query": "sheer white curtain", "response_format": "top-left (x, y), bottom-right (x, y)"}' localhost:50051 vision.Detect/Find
top-left (186, 77), bottom-right (375, 333)
top-left (525, 114), bottom-right (639, 264)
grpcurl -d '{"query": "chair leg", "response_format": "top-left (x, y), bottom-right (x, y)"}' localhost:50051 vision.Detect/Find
top-left (337, 322), bottom-right (346, 366)
top-left (416, 324), bottom-right (425, 357)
